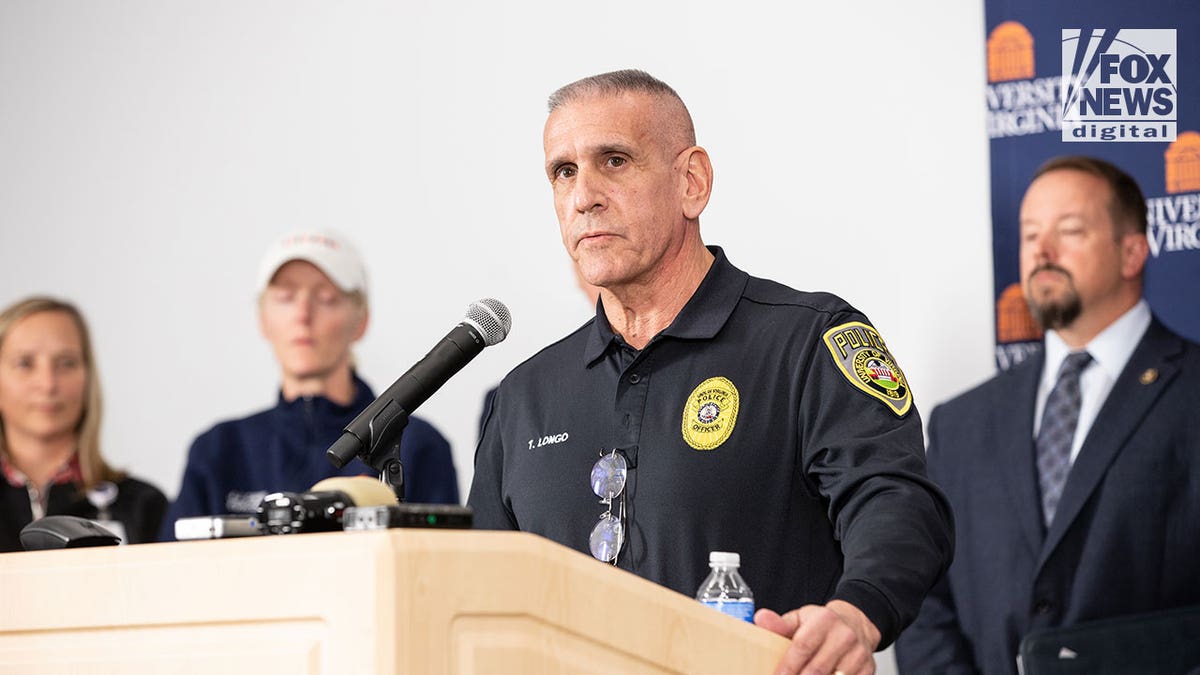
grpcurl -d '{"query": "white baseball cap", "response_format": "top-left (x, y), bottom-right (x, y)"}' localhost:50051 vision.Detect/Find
top-left (256, 230), bottom-right (368, 296)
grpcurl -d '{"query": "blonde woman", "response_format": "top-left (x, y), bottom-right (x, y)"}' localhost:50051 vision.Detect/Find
top-left (0, 296), bottom-right (166, 552)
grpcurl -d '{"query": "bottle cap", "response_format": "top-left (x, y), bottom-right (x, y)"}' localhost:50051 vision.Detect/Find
top-left (709, 551), bottom-right (740, 566)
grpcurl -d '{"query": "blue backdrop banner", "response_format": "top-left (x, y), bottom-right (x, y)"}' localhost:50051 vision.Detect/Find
top-left (984, 1), bottom-right (1199, 369)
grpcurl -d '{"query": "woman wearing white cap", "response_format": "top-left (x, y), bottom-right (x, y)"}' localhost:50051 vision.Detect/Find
top-left (160, 231), bottom-right (458, 537)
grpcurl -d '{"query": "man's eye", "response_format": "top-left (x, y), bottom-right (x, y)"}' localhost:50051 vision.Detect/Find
top-left (554, 165), bottom-right (577, 180)
top-left (606, 156), bottom-right (626, 168)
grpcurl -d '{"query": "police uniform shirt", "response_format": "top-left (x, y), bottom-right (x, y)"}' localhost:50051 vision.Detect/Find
top-left (468, 246), bottom-right (952, 648)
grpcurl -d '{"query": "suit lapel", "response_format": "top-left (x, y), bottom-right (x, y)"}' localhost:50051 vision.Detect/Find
top-left (1038, 320), bottom-right (1183, 568)
top-left (996, 351), bottom-right (1046, 557)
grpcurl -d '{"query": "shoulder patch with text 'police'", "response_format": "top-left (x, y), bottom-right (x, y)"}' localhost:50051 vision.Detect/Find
top-left (822, 321), bottom-right (912, 416)
top-left (681, 376), bottom-right (740, 450)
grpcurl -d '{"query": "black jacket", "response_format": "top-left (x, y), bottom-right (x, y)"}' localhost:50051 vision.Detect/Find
top-left (1, 475), bottom-right (167, 553)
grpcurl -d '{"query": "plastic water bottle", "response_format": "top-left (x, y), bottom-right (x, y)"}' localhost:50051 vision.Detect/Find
top-left (695, 551), bottom-right (755, 622)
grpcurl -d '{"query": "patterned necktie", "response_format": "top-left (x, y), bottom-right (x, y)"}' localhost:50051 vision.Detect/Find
top-left (1036, 350), bottom-right (1093, 527)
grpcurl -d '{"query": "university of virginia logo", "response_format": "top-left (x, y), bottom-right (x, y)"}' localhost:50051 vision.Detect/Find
top-left (681, 377), bottom-right (740, 450)
top-left (985, 21), bottom-right (1063, 139)
top-left (823, 322), bottom-right (912, 416)
top-left (1147, 131), bottom-right (1200, 257)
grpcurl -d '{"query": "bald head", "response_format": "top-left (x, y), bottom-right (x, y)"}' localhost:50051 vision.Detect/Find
top-left (548, 69), bottom-right (696, 151)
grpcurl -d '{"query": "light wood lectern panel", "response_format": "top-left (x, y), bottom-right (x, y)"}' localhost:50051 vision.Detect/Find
top-left (0, 530), bottom-right (787, 674)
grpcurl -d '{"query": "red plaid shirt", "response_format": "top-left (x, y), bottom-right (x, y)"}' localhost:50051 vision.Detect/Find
top-left (1, 452), bottom-right (83, 519)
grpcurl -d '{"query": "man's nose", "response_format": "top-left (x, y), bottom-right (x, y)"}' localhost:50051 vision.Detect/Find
top-left (1026, 230), bottom-right (1056, 267)
top-left (572, 169), bottom-right (606, 214)
top-left (1035, 230), bottom-right (1059, 264)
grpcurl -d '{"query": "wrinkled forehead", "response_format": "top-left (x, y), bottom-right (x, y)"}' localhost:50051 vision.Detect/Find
top-left (546, 93), bottom-right (647, 140)
top-left (544, 92), bottom-right (688, 154)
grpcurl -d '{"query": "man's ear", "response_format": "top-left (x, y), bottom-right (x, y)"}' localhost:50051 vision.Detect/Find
top-left (681, 146), bottom-right (713, 220)
top-left (1121, 232), bottom-right (1149, 280)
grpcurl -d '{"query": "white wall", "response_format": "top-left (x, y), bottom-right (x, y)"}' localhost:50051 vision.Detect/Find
top-left (0, 1), bottom-right (991, 668)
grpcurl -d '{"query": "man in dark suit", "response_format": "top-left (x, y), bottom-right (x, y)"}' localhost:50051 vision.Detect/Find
top-left (896, 156), bottom-right (1200, 674)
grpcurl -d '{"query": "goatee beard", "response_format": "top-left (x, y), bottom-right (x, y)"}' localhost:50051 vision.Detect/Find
top-left (1026, 264), bottom-right (1082, 330)
top-left (1029, 294), bottom-right (1082, 331)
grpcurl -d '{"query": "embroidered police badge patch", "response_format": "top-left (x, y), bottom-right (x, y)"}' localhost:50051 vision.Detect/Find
top-left (822, 321), bottom-right (912, 416)
top-left (682, 376), bottom-right (740, 450)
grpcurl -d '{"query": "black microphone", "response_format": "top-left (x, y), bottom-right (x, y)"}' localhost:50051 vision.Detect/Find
top-left (326, 298), bottom-right (512, 469)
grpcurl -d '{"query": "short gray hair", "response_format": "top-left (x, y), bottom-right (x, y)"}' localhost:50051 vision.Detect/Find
top-left (547, 69), bottom-right (696, 145)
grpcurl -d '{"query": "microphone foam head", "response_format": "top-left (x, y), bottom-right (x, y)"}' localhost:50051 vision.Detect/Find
top-left (309, 476), bottom-right (398, 507)
top-left (464, 298), bottom-right (512, 346)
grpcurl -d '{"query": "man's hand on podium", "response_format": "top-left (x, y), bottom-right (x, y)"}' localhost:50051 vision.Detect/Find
top-left (754, 599), bottom-right (880, 675)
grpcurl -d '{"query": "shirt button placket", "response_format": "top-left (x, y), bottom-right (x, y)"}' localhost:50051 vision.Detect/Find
top-left (615, 367), bottom-right (648, 452)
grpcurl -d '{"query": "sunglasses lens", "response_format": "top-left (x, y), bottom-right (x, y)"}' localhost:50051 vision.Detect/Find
top-left (589, 513), bottom-right (624, 562)
top-left (590, 452), bottom-right (627, 499)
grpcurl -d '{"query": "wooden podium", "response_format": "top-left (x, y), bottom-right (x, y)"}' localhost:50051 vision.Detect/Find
top-left (0, 530), bottom-right (787, 673)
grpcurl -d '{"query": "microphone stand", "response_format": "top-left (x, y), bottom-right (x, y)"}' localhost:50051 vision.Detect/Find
top-left (326, 400), bottom-right (409, 502)
top-left (373, 440), bottom-right (406, 504)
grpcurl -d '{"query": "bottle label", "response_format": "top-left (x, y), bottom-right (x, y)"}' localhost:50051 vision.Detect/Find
top-left (701, 599), bottom-right (754, 623)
